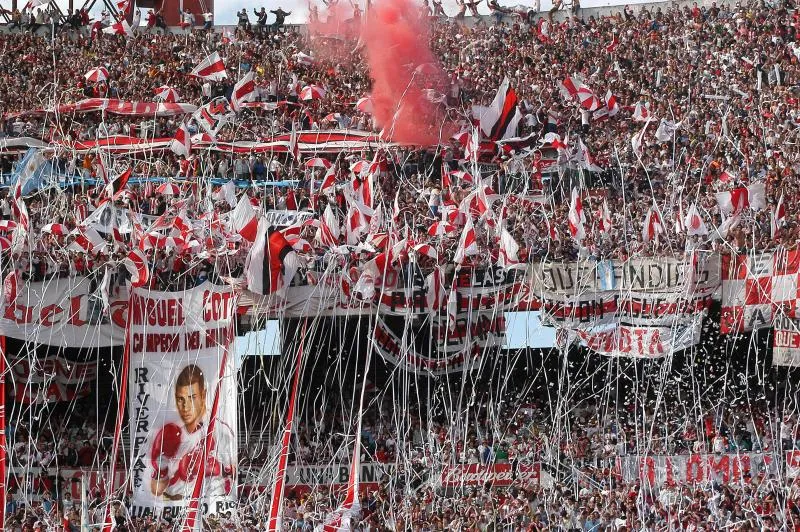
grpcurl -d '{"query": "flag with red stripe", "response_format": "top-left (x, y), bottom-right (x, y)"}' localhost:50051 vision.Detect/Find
top-left (190, 52), bottom-right (228, 81)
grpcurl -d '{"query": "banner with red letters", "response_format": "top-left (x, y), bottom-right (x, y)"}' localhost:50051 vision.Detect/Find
top-left (619, 453), bottom-right (790, 486)
top-left (127, 284), bottom-right (237, 522)
top-left (0, 277), bottom-right (126, 347)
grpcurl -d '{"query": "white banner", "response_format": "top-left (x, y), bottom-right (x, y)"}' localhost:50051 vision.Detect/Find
top-left (539, 290), bottom-right (714, 328)
top-left (531, 254), bottom-right (719, 294)
top-left (263, 210), bottom-right (314, 228)
top-left (619, 453), bottom-right (782, 487)
top-left (128, 284), bottom-right (238, 521)
top-left (772, 316), bottom-right (800, 367)
top-left (0, 277), bottom-right (126, 347)
top-left (568, 319), bottom-right (703, 358)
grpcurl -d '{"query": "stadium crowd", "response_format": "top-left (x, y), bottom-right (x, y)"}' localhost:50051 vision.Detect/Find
top-left (4, 0), bottom-right (800, 529)
top-left (2, 0), bottom-right (800, 273)
top-left (5, 378), bottom-right (800, 529)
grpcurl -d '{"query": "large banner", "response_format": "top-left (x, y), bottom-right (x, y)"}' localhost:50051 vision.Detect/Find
top-left (531, 254), bottom-right (718, 329)
top-left (373, 312), bottom-right (505, 375)
top-left (0, 276), bottom-right (126, 347)
top-left (619, 453), bottom-right (782, 487)
top-left (530, 255), bottom-right (716, 356)
top-left (772, 315), bottom-right (800, 367)
top-left (128, 284), bottom-right (237, 521)
top-left (567, 320), bottom-right (704, 358)
top-left (531, 254), bottom-right (720, 294)
top-left (9, 355), bottom-right (97, 403)
top-left (721, 250), bottom-right (800, 333)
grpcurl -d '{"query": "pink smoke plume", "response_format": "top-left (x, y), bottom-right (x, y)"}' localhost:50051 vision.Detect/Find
top-left (361, 0), bottom-right (451, 145)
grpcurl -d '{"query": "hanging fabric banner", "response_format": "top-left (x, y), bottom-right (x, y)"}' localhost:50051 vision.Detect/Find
top-left (720, 249), bottom-right (800, 333)
top-left (127, 284), bottom-right (238, 521)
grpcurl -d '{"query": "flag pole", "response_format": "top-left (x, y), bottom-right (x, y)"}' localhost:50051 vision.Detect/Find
top-left (0, 335), bottom-right (6, 531)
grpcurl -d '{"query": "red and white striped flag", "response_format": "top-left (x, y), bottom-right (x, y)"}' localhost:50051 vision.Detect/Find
top-left (170, 122), bottom-right (192, 157)
top-left (231, 71), bottom-right (256, 112)
top-left (123, 248), bottom-right (150, 287)
top-left (642, 206), bottom-right (664, 243)
top-left (454, 216), bottom-right (478, 265)
top-left (190, 51), bottom-right (228, 81)
top-left (229, 195), bottom-right (259, 242)
top-left (567, 187), bottom-right (585, 242)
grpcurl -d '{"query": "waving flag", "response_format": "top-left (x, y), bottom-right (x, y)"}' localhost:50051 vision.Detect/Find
top-left (246, 218), bottom-right (300, 295)
top-left (567, 187), bottom-right (585, 242)
top-left (103, 19), bottom-right (132, 36)
top-left (772, 194), bottom-right (786, 239)
top-left (123, 249), bottom-right (150, 287)
top-left (715, 183), bottom-right (766, 216)
top-left (103, 167), bottom-right (131, 200)
top-left (193, 97), bottom-right (233, 138)
top-left (170, 123), bottom-right (192, 157)
top-left (479, 77), bottom-right (522, 141)
top-left (231, 72), bottom-right (256, 112)
top-left (498, 228), bottom-right (520, 268)
top-left (598, 199), bottom-right (612, 234)
top-left (116, 0), bottom-right (133, 15)
top-left (154, 86), bottom-right (179, 103)
top-left (605, 90), bottom-right (620, 117)
top-left (642, 206), bottom-right (664, 243)
top-left (190, 51), bottom-right (228, 81)
top-left (25, 0), bottom-right (52, 9)
top-left (684, 203), bottom-right (709, 236)
top-left (632, 101), bottom-right (651, 122)
top-left (316, 205), bottom-right (340, 247)
top-left (229, 195), bottom-right (259, 242)
top-left (454, 217), bottom-right (478, 265)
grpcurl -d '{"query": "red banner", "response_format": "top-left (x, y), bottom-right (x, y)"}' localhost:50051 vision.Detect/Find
top-left (439, 463), bottom-right (540, 488)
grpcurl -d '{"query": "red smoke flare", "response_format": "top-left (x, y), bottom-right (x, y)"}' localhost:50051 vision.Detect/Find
top-left (361, 0), bottom-right (451, 145)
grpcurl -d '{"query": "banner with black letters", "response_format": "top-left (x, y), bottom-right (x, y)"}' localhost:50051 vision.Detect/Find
top-left (127, 283), bottom-right (237, 523)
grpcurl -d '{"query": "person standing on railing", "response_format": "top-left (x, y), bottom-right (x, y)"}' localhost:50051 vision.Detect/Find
top-left (255, 7), bottom-right (269, 33)
top-left (270, 7), bottom-right (291, 32)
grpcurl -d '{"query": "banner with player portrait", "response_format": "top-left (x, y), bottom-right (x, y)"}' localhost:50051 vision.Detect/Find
top-left (127, 284), bottom-right (238, 523)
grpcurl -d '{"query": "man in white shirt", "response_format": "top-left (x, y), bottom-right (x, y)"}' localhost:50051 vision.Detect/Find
top-left (148, 364), bottom-right (235, 500)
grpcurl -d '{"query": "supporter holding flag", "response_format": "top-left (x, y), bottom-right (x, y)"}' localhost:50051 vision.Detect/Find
top-left (190, 51), bottom-right (228, 81)
top-left (567, 187), bottom-right (585, 242)
top-left (245, 218), bottom-right (300, 295)
top-left (231, 72), bottom-right (256, 112)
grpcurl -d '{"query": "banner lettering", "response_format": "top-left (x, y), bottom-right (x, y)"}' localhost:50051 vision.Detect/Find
top-left (128, 284), bottom-right (237, 520)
